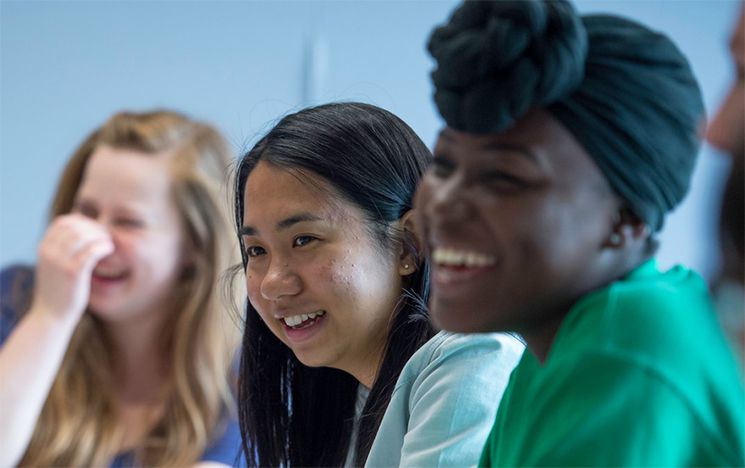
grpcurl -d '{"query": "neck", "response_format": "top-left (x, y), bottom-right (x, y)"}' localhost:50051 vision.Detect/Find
top-left (519, 313), bottom-right (566, 364)
top-left (345, 338), bottom-right (387, 389)
top-left (521, 255), bottom-right (650, 363)
top-left (103, 313), bottom-right (171, 403)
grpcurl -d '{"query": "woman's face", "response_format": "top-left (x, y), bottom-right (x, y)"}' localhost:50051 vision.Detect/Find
top-left (73, 145), bottom-right (188, 324)
top-left (414, 110), bottom-right (619, 336)
top-left (241, 161), bottom-right (403, 384)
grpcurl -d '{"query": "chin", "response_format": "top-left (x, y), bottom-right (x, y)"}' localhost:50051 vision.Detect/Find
top-left (292, 351), bottom-right (329, 369)
top-left (431, 302), bottom-right (495, 334)
top-left (87, 307), bottom-right (120, 322)
top-left (87, 302), bottom-right (138, 324)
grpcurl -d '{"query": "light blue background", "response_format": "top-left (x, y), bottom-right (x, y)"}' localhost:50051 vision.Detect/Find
top-left (0, 0), bottom-right (740, 280)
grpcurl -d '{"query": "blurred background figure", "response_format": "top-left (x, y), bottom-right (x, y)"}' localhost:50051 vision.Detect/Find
top-left (0, 110), bottom-right (241, 467)
top-left (418, 0), bottom-right (745, 465)
top-left (707, 1), bottom-right (745, 364)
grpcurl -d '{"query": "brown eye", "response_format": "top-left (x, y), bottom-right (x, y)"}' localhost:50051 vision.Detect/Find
top-left (245, 245), bottom-right (266, 258)
top-left (293, 235), bottom-right (318, 248)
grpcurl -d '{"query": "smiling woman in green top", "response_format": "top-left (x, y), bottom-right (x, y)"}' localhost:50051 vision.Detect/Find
top-left (414, 0), bottom-right (745, 466)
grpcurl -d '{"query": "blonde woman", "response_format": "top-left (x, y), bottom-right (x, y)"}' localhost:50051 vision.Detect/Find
top-left (0, 110), bottom-right (241, 467)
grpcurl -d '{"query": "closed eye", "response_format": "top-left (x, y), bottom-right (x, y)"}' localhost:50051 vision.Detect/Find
top-left (72, 201), bottom-right (98, 219)
top-left (114, 218), bottom-right (143, 228)
top-left (431, 157), bottom-right (455, 178)
top-left (481, 171), bottom-right (529, 190)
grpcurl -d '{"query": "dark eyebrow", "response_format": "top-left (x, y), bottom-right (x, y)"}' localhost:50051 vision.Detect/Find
top-left (438, 129), bottom-right (539, 163)
top-left (240, 212), bottom-right (323, 237)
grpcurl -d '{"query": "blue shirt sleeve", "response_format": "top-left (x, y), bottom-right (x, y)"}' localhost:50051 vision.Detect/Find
top-left (366, 332), bottom-right (524, 468)
top-left (0, 265), bottom-right (34, 346)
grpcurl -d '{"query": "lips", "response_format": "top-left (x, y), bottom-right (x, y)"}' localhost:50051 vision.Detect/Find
top-left (278, 310), bottom-right (328, 344)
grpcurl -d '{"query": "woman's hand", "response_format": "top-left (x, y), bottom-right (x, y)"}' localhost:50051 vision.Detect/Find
top-left (31, 214), bottom-right (114, 324)
top-left (0, 214), bottom-right (113, 466)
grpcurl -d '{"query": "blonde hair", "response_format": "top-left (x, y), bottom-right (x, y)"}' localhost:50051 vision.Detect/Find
top-left (19, 110), bottom-right (241, 467)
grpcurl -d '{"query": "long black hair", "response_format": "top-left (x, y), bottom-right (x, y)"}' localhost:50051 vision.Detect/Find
top-left (234, 102), bottom-right (435, 467)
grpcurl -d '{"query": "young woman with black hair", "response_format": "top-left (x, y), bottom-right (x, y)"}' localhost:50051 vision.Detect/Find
top-left (233, 102), bottom-right (522, 467)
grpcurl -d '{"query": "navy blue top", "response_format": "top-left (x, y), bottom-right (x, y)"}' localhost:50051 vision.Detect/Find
top-left (1, 265), bottom-right (244, 467)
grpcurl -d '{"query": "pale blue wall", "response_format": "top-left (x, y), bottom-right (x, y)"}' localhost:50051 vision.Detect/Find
top-left (1, 0), bottom-right (739, 280)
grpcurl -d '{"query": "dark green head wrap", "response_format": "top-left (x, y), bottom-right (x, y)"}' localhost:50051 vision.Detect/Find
top-left (428, 0), bottom-right (705, 231)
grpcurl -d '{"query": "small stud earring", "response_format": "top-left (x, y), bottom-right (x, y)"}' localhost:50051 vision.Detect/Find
top-left (609, 233), bottom-right (622, 245)
top-left (403, 264), bottom-right (410, 270)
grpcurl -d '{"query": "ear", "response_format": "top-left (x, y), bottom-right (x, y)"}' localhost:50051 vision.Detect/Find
top-left (604, 207), bottom-right (649, 249)
top-left (397, 210), bottom-right (421, 276)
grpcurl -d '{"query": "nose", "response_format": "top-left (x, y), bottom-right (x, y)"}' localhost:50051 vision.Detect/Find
top-left (89, 216), bottom-right (119, 252)
top-left (427, 172), bottom-right (472, 223)
top-left (94, 216), bottom-right (114, 235)
top-left (260, 259), bottom-right (302, 301)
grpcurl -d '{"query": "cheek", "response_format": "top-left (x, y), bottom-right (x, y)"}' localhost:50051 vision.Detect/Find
top-left (413, 176), bottom-right (433, 212)
top-left (245, 270), bottom-right (264, 306)
top-left (245, 271), bottom-right (277, 326)
top-left (485, 197), bottom-right (583, 263)
top-left (414, 178), bottom-right (438, 224)
top-left (708, 84), bottom-right (745, 153)
top-left (316, 258), bottom-right (354, 296)
top-left (314, 253), bottom-right (380, 308)
top-left (147, 234), bottom-right (186, 273)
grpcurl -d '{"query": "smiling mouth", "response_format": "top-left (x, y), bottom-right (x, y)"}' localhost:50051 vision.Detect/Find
top-left (431, 247), bottom-right (497, 287)
top-left (282, 310), bottom-right (326, 329)
top-left (432, 247), bottom-right (497, 268)
top-left (92, 267), bottom-right (128, 281)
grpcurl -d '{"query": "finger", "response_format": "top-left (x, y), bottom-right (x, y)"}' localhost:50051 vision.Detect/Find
top-left (42, 219), bottom-right (111, 260)
top-left (41, 230), bottom-right (107, 268)
top-left (74, 238), bottom-right (115, 274)
top-left (63, 228), bottom-right (112, 260)
top-left (46, 213), bottom-right (109, 239)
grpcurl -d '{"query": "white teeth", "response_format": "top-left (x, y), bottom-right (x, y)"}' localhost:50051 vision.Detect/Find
top-left (282, 310), bottom-right (325, 327)
top-left (432, 248), bottom-right (496, 267)
top-left (284, 315), bottom-right (299, 327)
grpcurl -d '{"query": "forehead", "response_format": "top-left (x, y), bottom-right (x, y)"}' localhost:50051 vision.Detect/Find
top-left (78, 145), bottom-right (173, 202)
top-left (437, 110), bottom-right (589, 168)
top-left (242, 161), bottom-right (356, 225)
